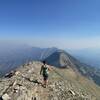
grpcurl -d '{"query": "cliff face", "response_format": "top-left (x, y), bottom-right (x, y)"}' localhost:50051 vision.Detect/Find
top-left (0, 61), bottom-right (100, 100)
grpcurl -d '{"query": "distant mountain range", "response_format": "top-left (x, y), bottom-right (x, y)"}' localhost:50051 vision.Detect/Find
top-left (0, 44), bottom-right (100, 86)
top-left (0, 44), bottom-right (57, 75)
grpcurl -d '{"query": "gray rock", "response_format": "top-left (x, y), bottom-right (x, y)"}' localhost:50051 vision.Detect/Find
top-left (2, 93), bottom-right (10, 100)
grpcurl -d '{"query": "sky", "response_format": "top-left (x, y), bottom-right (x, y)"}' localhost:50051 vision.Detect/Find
top-left (0, 0), bottom-right (100, 49)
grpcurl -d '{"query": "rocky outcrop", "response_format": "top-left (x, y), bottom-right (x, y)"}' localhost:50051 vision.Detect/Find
top-left (0, 61), bottom-right (100, 100)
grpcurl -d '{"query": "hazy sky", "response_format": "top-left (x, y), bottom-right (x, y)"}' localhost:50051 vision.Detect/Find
top-left (0, 0), bottom-right (100, 49)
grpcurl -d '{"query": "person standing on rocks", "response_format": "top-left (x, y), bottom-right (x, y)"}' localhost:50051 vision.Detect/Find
top-left (40, 61), bottom-right (51, 88)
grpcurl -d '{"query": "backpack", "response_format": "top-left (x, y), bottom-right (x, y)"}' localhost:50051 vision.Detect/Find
top-left (42, 65), bottom-right (49, 76)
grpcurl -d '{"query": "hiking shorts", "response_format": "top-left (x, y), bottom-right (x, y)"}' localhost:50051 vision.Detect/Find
top-left (43, 74), bottom-right (48, 81)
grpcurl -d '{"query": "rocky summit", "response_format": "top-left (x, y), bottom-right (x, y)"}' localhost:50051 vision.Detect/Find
top-left (0, 61), bottom-right (100, 100)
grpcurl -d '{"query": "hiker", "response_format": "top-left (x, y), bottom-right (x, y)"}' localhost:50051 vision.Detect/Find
top-left (40, 61), bottom-right (52, 88)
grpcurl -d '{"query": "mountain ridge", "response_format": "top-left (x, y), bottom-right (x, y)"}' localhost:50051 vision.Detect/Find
top-left (0, 45), bottom-right (100, 86)
top-left (0, 61), bottom-right (100, 100)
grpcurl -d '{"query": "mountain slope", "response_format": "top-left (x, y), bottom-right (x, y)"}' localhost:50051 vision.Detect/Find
top-left (0, 61), bottom-right (100, 100)
top-left (45, 50), bottom-right (100, 86)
